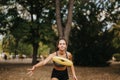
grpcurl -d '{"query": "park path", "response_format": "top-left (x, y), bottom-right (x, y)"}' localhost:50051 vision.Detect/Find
top-left (0, 59), bottom-right (120, 80)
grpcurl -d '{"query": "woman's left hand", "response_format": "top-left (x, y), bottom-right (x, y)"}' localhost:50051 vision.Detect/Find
top-left (27, 66), bottom-right (35, 77)
top-left (73, 75), bottom-right (78, 80)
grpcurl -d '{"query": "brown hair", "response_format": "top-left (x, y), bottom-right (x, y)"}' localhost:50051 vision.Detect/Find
top-left (56, 38), bottom-right (68, 50)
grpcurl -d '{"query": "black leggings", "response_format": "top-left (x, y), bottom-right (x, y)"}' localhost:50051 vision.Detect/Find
top-left (51, 68), bottom-right (69, 80)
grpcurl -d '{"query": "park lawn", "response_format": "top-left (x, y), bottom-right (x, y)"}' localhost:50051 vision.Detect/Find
top-left (0, 59), bottom-right (120, 80)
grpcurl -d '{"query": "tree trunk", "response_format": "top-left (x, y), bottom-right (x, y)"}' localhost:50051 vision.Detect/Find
top-left (14, 39), bottom-right (19, 57)
top-left (55, 0), bottom-right (64, 38)
top-left (55, 0), bottom-right (74, 42)
top-left (32, 43), bottom-right (39, 65)
top-left (64, 0), bottom-right (74, 42)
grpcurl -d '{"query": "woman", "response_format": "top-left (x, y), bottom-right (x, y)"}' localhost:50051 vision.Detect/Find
top-left (27, 38), bottom-right (78, 80)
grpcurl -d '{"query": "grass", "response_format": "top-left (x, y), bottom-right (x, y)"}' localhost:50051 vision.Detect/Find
top-left (0, 59), bottom-right (120, 80)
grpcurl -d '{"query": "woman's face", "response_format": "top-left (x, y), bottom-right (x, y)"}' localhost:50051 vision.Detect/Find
top-left (57, 39), bottom-right (67, 51)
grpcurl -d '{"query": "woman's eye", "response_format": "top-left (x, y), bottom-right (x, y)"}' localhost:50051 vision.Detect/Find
top-left (59, 43), bottom-right (66, 45)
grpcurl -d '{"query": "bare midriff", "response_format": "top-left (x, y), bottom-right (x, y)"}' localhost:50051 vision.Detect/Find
top-left (54, 66), bottom-right (67, 71)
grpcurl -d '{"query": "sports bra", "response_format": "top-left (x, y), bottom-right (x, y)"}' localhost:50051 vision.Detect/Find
top-left (53, 51), bottom-right (68, 67)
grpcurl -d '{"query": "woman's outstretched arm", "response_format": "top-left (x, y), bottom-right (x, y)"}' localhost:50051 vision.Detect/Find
top-left (27, 53), bottom-right (55, 76)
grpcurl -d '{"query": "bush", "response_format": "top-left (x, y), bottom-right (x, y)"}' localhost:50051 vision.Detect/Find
top-left (113, 53), bottom-right (120, 61)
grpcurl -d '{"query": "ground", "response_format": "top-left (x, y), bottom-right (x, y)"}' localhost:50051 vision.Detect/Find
top-left (0, 59), bottom-right (120, 80)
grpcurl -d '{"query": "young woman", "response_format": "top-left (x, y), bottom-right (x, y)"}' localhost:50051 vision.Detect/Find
top-left (27, 38), bottom-right (78, 80)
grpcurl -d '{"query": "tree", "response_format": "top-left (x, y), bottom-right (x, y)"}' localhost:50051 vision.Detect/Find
top-left (69, 0), bottom-right (120, 66)
top-left (110, 21), bottom-right (120, 52)
top-left (0, 0), bottom-right (56, 65)
top-left (55, 0), bottom-right (74, 42)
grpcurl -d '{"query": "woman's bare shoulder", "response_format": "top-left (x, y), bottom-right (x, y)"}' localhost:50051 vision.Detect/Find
top-left (67, 51), bottom-right (72, 55)
top-left (50, 52), bottom-right (56, 56)
top-left (66, 51), bottom-right (72, 59)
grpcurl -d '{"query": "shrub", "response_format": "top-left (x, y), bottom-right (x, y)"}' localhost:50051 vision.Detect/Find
top-left (113, 53), bottom-right (120, 61)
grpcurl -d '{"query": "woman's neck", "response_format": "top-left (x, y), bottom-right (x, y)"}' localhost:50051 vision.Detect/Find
top-left (58, 50), bottom-right (65, 55)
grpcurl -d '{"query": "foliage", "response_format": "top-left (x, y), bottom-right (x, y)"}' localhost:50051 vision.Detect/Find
top-left (2, 34), bottom-right (33, 56)
top-left (17, 43), bottom-right (33, 56)
top-left (0, 0), bottom-right (57, 64)
top-left (68, 0), bottom-right (119, 66)
top-left (0, 40), bottom-right (3, 53)
top-left (2, 34), bottom-right (16, 53)
top-left (38, 42), bottom-right (50, 57)
top-left (113, 53), bottom-right (120, 61)
top-left (110, 21), bottom-right (120, 52)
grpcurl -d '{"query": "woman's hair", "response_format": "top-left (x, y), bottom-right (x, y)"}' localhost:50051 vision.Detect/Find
top-left (55, 38), bottom-right (68, 51)
top-left (57, 38), bottom-right (67, 45)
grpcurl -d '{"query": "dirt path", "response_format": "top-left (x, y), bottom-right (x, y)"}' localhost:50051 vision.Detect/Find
top-left (0, 59), bottom-right (120, 80)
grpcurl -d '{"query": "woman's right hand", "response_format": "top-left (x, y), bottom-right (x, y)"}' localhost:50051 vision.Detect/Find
top-left (27, 66), bottom-right (35, 77)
